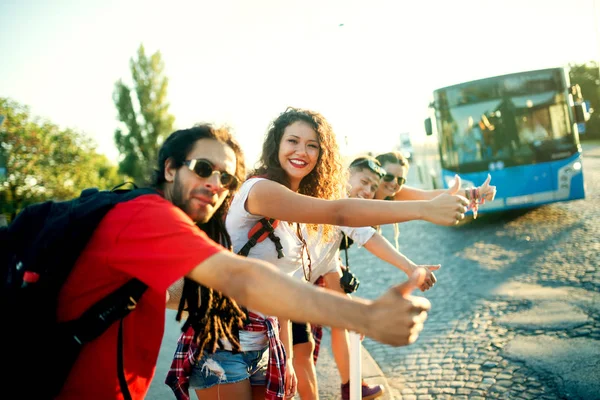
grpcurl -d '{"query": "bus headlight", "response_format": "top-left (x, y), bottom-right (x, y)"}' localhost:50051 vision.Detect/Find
top-left (573, 161), bottom-right (582, 171)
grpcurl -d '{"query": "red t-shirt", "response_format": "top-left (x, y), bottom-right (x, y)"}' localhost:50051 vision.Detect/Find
top-left (56, 194), bottom-right (224, 400)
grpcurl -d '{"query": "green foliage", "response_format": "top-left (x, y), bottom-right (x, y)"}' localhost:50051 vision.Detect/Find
top-left (0, 97), bottom-right (124, 222)
top-left (569, 61), bottom-right (600, 139)
top-left (113, 44), bottom-right (175, 185)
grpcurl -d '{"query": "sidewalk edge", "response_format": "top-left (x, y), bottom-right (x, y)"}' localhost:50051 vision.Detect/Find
top-left (361, 344), bottom-right (393, 399)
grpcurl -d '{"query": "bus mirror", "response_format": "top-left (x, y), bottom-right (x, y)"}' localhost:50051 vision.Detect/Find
top-left (424, 118), bottom-right (433, 136)
top-left (573, 102), bottom-right (590, 123)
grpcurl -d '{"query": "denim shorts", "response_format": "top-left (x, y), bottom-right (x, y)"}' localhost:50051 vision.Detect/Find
top-left (189, 348), bottom-right (268, 389)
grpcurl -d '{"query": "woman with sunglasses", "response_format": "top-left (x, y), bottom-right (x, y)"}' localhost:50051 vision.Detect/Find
top-left (375, 151), bottom-right (496, 203)
top-left (374, 151), bottom-right (496, 249)
top-left (172, 107), bottom-right (470, 400)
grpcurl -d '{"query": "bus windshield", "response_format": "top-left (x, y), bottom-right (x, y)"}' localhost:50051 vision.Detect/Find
top-left (434, 69), bottom-right (579, 173)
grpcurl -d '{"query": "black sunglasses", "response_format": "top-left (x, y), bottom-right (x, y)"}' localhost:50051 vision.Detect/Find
top-left (350, 159), bottom-right (386, 178)
top-left (183, 159), bottom-right (239, 190)
top-left (382, 174), bottom-right (406, 187)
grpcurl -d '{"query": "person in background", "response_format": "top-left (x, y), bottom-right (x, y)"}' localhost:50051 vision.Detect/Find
top-left (374, 151), bottom-right (496, 247)
top-left (520, 114), bottom-right (549, 144)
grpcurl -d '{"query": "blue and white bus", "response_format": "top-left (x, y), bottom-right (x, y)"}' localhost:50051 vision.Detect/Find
top-left (417, 67), bottom-right (589, 213)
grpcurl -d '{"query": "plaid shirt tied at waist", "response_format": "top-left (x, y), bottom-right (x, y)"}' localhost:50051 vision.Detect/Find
top-left (245, 311), bottom-right (287, 400)
top-left (165, 325), bottom-right (196, 400)
top-left (165, 312), bottom-right (287, 400)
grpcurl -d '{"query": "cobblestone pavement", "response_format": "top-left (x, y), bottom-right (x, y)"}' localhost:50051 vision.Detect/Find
top-left (349, 144), bottom-right (600, 400)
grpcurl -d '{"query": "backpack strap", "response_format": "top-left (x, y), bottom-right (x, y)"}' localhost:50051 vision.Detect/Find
top-left (342, 233), bottom-right (351, 270)
top-left (235, 217), bottom-right (284, 343)
top-left (60, 278), bottom-right (147, 399)
top-left (118, 319), bottom-right (132, 400)
top-left (62, 278), bottom-right (147, 345)
top-left (238, 218), bottom-right (284, 259)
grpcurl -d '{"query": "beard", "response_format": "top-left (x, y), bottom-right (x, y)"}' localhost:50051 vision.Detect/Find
top-left (171, 174), bottom-right (216, 224)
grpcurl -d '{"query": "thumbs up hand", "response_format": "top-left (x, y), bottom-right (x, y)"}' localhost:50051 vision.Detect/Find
top-left (478, 174), bottom-right (496, 202)
top-left (364, 269), bottom-right (431, 346)
top-left (447, 174), bottom-right (462, 195)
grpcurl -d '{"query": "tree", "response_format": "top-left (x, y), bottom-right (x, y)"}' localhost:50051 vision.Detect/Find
top-left (113, 44), bottom-right (175, 185)
top-left (0, 97), bottom-right (123, 221)
top-left (569, 61), bottom-right (600, 139)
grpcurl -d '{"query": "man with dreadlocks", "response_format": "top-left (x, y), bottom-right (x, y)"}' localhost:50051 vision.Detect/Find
top-left (55, 124), bottom-right (248, 400)
top-left (55, 123), bottom-right (435, 400)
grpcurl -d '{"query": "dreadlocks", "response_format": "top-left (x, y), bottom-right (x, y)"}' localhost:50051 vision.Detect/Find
top-left (154, 124), bottom-right (248, 356)
top-left (175, 216), bottom-right (247, 356)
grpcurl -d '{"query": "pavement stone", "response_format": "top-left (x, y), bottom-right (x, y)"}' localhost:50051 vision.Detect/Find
top-left (504, 335), bottom-right (600, 400)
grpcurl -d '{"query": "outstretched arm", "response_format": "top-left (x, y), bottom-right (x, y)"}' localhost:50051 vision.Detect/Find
top-left (394, 174), bottom-right (496, 203)
top-left (363, 233), bottom-right (439, 291)
top-left (393, 175), bottom-right (462, 201)
top-left (246, 179), bottom-right (468, 227)
top-left (393, 186), bottom-right (448, 201)
top-left (186, 250), bottom-right (430, 346)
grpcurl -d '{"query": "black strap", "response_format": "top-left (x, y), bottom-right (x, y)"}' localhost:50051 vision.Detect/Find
top-left (63, 279), bottom-right (146, 399)
top-left (67, 279), bottom-right (147, 344)
top-left (238, 218), bottom-right (284, 258)
top-left (118, 319), bottom-right (132, 400)
top-left (342, 233), bottom-right (351, 270)
top-left (111, 181), bottom-right (139, 191)
top-left (268, 230), bottom-right (284, 259)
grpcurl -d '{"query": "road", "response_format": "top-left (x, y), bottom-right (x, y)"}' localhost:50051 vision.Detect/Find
top-left (352, 143), bottom-right (600, 399)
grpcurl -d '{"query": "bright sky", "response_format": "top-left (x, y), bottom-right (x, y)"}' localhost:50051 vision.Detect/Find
top-left (1, 0), bottom-right (599, 168)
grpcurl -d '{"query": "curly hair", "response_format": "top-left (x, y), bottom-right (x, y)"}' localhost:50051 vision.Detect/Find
top-left (251, 107), bottom-right (345, 241)
top-left (153, 124), bottom-right (248, 355)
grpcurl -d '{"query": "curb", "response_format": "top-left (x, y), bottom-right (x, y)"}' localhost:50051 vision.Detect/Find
top-left (313, 327), bottom-right (392, 399)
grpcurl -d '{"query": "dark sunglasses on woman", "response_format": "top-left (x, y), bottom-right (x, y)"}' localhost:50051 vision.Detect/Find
top-left (183, 158), bottom-right (239, 190)
top-left (383, 174), bottom-right (406, 187)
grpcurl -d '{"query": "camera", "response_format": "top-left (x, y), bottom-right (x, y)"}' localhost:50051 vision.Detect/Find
top-left (339, 266), bottom-right (360, 294)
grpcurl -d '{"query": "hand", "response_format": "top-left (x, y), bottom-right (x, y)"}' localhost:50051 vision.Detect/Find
top-left (284, 360), bottom-right (297, 398)
top-left (414, 265), bottom-right (440, 291)
top-left (363, 269), bottom-right (431, 346)
top-left (424, 193), bottom-right (469, 226)
top-left (478, 174), bottom-right (496, 202)
top-left (446, 174), bottom-right (462, 195)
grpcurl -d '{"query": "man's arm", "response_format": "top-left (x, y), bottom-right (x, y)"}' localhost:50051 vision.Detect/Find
top-left (186, 250), bottom-right (430, 346)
